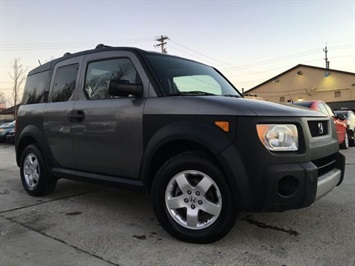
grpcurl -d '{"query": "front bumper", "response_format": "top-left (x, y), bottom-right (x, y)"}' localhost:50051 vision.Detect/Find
top-left (315, 169), bottom-right (342, 200)
top-left (261, 152), bottom-right (345, 211)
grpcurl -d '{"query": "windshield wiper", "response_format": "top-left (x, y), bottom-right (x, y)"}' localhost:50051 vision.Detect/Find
top-left (223, 94), bottom-right (241, 98)
top-left (179, 91), bottom-right (217, 96)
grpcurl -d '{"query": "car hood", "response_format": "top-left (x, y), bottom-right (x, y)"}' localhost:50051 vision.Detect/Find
top-left (144, 96), bottom-right (327, 117)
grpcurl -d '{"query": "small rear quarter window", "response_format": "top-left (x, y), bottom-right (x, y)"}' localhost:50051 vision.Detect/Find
top-left (22, 70), bottom-right (51, 104)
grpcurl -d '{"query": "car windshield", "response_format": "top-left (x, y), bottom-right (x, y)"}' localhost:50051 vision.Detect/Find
top-left (145, 54), bottom-right (241, 97)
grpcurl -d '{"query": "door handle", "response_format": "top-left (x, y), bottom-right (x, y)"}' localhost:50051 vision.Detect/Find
top-left (68, 110), bottom-right (85, 123)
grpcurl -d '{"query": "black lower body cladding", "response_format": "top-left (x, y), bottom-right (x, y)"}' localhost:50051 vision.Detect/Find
top-left (262, 162), bottom-right (318, 211)
top-left (219, 142), bottom-right (345, 212)
top-left (261, 151), bottom-right (345, 211)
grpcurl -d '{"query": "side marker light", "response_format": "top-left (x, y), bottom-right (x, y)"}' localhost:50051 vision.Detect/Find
top-left (215, 121), bottom-right (230, 132)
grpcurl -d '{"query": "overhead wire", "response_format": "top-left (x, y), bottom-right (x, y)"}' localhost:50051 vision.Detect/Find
top-left (1, 37), bottom-right (353, 70)
top-left (170, 40), bottom-right (354, 74)
top-left (0, 37), bottom-right (155, 51)
top-left (1, 37), bottom-right (354, 91)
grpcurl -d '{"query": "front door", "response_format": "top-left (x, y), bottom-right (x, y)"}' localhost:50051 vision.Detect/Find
top-left (72, 51), bottom-right (147, 178)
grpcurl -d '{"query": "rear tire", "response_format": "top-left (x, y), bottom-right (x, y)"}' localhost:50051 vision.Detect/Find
top-left (349, 130), bottom-right (355, 147)
top-left (151, 151), bottom-right (237, 243)
top-left (20, 144), bottom-right (57, 196)
top-left (340, 133), bottom-right (349, 149)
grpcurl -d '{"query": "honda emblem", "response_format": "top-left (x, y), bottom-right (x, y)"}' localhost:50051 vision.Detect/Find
top-left (318, 123), bottom-right (324, 135)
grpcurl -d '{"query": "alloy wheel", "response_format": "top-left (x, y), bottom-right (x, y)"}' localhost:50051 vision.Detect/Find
top-left (165, 170), bottom-right (222, 230)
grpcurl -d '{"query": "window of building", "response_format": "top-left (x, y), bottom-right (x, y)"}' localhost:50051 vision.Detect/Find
top-left (280, 96), bottom-right (285, 102)
top-left (51, 64), bottom-right (79, 102)
top-left (335, 91), bottom-right (341, 98)
top-left (84, 58), bottom-right (139, 100)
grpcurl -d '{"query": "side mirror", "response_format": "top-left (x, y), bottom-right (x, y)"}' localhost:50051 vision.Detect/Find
top-left (336, 113), bottom-right (346, 121)
top-left (108, 79), bottom-right (143, 97)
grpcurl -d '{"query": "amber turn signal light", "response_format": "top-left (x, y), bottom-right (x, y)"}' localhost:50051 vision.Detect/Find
top-left (215, 121), bottom-right (230, 132)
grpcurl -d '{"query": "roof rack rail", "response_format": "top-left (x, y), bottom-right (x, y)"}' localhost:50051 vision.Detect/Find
top-left (63, 52), bottom-right (71, 57)
top-left (95, 44), bottom-right (112, 49)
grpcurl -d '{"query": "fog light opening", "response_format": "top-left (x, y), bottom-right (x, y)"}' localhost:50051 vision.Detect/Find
top-left (277, 176), bottom-right (299, 197)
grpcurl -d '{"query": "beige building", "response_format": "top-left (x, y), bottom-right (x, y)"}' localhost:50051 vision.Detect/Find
top-left (246, 64), bottom-right (355, 110)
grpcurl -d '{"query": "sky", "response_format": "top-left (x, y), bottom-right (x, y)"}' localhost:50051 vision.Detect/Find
top-left (0, 0), bottom-right (354, 106)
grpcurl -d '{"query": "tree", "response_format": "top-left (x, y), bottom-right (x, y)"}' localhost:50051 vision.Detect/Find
top-left (0, 91), bottom-right (6, 104)
top-left (8, 58), bottom-right (27, 118)
top-left (0, 91), bottom-right (7, 110)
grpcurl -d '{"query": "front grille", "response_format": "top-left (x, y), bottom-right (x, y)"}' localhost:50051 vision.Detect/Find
top-left (312, 154), bottom-right (337, 177)
top-left (308, 121), bottom-right (328, 137)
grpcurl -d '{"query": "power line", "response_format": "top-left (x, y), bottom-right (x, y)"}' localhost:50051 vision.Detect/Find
top-left (0, 37), bottom-right (156, 51)
top-left (170, 40), bottom-right (243, 70)
top-left (0, 37), bottom-right (154, 47)
top-left (171, 40), bottom-right (315, 72)
top-left (170, 40), bottom-right (354, 73)
top-left (223, 49), bottom-right (321, 71)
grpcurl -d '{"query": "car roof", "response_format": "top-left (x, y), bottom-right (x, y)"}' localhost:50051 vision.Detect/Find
top-left (28, 45), bottom-right (149, 76)
top-left (27, 44), bottom-right (204, 76)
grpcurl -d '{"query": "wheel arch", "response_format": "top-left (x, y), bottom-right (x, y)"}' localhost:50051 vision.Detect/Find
top-left (140, 121), bottom-right (243, 206)
top-left (143, 139), bottom-right (216, 187)
top-left (16, 125), bottom-right (55, 168)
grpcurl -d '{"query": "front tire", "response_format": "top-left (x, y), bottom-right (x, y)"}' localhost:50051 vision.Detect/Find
top-left (20, 144), bottom-right (57, 196)
top-left (152, 152), bottom-right (237, 243)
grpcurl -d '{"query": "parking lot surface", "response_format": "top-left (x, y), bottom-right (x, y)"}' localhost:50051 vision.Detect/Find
top-left (0, 143), bottom-right (354, 266)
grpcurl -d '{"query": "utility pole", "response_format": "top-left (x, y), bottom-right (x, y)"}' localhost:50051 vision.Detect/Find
top-left (323, 45), bottom-right (330, 69)
top-left (155, 35), bottom-right (169, 54)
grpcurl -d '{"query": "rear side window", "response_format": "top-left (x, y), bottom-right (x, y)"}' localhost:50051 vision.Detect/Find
top-left (22, 70), bottom-right (51, 104)
top-left (51, 64), bottom-right (79, 102)
top-left (84, 58), bottom-right (139, 99)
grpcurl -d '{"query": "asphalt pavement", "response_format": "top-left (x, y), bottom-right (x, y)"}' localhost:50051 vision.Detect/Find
top-left (0, 143), bottom-right (354, 266)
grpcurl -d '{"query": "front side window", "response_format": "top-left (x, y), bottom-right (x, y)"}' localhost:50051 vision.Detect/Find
top-left (51, 64), bottom-right (78, 102)
top-left (85, 58), bottom-right (139, 99)
top-left (146, 54), bottom-right (241, 97)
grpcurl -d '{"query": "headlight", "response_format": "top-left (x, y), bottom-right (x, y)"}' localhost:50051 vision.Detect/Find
top-left (257, 124), bottom-right (298, 151)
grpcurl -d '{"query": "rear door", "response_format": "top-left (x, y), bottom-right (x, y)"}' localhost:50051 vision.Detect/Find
top-left (72, 51), bottom-right (149, 178)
